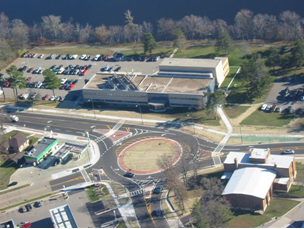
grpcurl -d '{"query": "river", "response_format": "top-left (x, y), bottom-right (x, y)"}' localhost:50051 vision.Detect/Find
top-left (0, 0), bottom-right (304, 27)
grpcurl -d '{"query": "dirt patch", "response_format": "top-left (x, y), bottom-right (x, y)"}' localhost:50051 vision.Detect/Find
top-left (121, 138), bottom-right (181, 173)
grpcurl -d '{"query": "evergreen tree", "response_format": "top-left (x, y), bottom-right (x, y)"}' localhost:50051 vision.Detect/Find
top-left (43, 69), bottom-right (61, 97)
top-left (173, 29), bottom-right (186, 51)
top-left (265, 47), bottom-right (281, 70)
top-left (291, 39), bottom-right (304, 68)
top-left (6, 65), bottom-right (26, 100)
top-left (143, 33), bottom-right (156, 55)
top-left (215, 26), bottom-right (234, 55)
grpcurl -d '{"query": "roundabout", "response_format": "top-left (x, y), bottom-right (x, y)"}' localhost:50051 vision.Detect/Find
top-left (118, 137), bottom-right (183, 175)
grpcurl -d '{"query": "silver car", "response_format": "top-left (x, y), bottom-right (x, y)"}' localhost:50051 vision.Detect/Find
top-left (282, 149), bottom-right (295, 154)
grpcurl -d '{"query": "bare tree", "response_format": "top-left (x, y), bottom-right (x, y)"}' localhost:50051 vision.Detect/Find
top-left (0, 40), bottom-right (16, 65)
top-left (29, 23), bottom-right (42, 42)
top-left (107, 25), bottom-right (124, 43)
top-left (41, 15), bottom-right (63, 42)
top-left (142, 21), bottom-right (153, 34)
top-left (157, 18), bottom-right (177, 40)
top-left (279, 11), bottom-right (303, 41)
top-left (75, 23), bottom-right (92, 43)
top-left (94, 25), bottom-right (108, 43)
top-left (10, 19), bottom-right (29, 49)
top-left (234, 9), bottom-right (254, 40)
top-left (0, 12), bottom-right (9, 40)
top-left (60, 22), bottom-right (75, 42)
top-left (179, 15), bottom-right (212, 40)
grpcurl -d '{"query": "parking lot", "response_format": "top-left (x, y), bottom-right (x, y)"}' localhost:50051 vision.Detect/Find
top-left (263, 77), bottom-right (304, 114)
top-left (0, 191), bottom-right (95, 228)
top-left (0, 53), bottom-right (161, 102)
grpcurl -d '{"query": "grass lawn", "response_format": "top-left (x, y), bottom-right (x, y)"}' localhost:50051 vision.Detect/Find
top-left (86, 186), bottom-right (100, 202)
top-left (241, 110), bottom-right (295, 127)
top-left (122, 47), bottom-right (174, 58)
top-left (162, 108), bottom-right (220, 126)
top-left (29, 47), bottom-right (114, 56)
top-left (116, 220), bottom-right (127, 228)
top-left (0, 154), bottom-right (17, 190)
top-left (295, 162), bottom-right (304, 183)
top-left (227, 199), bottom-right (299, 228)
top-left (288, 185), bottom-right (304, 197)
top-left (220, 66), bottom-right (240, 88)
top-left (224, 105), bottom-right (250, 119)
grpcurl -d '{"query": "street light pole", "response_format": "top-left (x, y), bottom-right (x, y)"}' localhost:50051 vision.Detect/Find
top-left (240, 126), bottom-right (243, 144)
top-left (137, 104), bottom-right (143, 125)
top-left (90, 99), bottom-right (96, 119)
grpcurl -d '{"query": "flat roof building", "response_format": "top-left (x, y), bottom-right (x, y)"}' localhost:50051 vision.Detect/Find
top-left (82, 57), bottom-right (229, 112)
top-left (24, 137), bottom-right (58, 165)
top-left (49, 205), bottom-right (78, 228)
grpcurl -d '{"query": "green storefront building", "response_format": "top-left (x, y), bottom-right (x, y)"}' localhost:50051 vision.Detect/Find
top-left (24, 137), bottom-right (58, 165)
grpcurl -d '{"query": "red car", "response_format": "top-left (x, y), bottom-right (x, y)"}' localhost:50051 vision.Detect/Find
top-left (43, 94), bottom-right (49, 100)
top-left (68, 84), bottom-right (75, 90)
top-left (27, 67), bottom-right (34, 73)
top-left (81, 69), bottom-right (88, 75)
top-left (26, 77), bottom-right (32, 82)
top-left (4, 81), bottom-right (10, 87)
top-left (27, 53), bottom-right (33, 58)
top-left (104, 55), bottom-right (110, 60)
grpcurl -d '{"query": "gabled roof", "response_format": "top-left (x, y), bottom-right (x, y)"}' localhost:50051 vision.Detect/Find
top-left (222, 167), bottom-right (276, 199)
top-left (9, 133), bottom-right (28, 148)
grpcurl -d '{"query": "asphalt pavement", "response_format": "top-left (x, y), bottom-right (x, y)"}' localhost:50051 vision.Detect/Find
top-left (4, 112), bottom-right (304, 228)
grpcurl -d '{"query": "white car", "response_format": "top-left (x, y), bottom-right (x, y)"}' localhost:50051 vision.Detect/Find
top-left (70, 54), bottom-right (78, 60)
top-left (93, 54), bottom-right (100, 61)
top-left (80, 54), bottom-right (87, 60)
top-left (49, 96), bottom-right (56, 101)
top-left (36, 82), bottom-right (43, 88)
top-left (30, 93), bottom-right (37, 99)
top-left (282, 149), bottom-right (295, 154)
top-left (38, 54), bottom-right (44, 59)
top-left (260, 104), bottom-right (267, 111)
top-left (61, 78), bottom-right (67, 84)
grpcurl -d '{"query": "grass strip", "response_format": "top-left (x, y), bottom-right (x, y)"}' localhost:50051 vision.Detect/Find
top-left (0, 184), bottom-right (31, 195)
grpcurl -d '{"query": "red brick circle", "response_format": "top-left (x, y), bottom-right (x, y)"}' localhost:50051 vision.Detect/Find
top-left (118, 138), bottom-right (183, 175)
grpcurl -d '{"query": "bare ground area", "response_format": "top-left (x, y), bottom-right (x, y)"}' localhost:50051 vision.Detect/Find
top-left (122, 140), bottom-right (179, 172)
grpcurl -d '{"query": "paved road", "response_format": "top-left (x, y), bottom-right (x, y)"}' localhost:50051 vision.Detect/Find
top-left (5, 112), bottom-right (304, 227)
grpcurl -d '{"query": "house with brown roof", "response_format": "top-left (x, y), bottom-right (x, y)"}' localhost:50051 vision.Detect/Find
top-left (8, 133), bottom-right (29, 153)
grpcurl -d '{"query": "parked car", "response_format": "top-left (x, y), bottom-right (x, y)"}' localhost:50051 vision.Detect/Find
top-left (61, 78), bottom-right (68, 84)
top-left (265, 105), bottom-right (273, 112)
top-left (81, 69), bottom-right (88, 75)
top-left (114, 66), bottom-right (121, 72)
top-left (56, 96), bottom-right (63, 101)
top-left (80, 54), bottom-right (87, 60)
top-left (38, 54), bottom-right (44, 59)
top-left (296, 108), bottom-right (304, 115)
top-left (34, 201), bottom-right (42, 208)
top-left (55, 54), bottom-right (62, 60)
top-left (43, 94), bottom-right (49, 100)
top-left (30, 93), bottom-right (37, 99)
top-left (260, 104), bottom-right (267, 111)
top-left (275, 106), bottom-right (282, 113)
top-left (4, 81), bottom-right (10, 87)
top-left (25, 204), bottom-right (32, 212)
top-left (49, 96), bottom-right (56, 101)
top-left (27, 67), bottom-right (34, 73)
